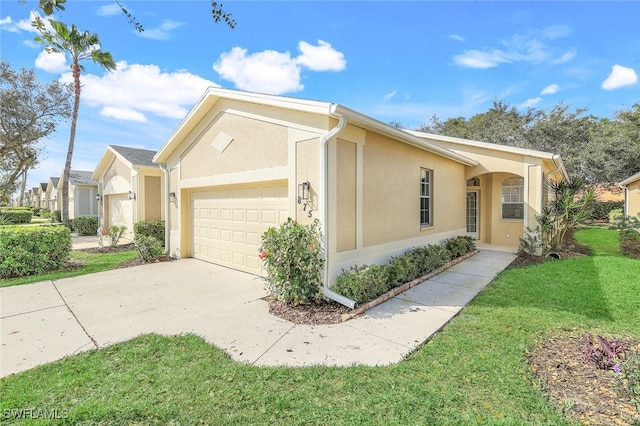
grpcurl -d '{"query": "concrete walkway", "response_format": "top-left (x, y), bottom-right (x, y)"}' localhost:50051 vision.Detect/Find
top-left (0, 250), bottom-right (515, 377)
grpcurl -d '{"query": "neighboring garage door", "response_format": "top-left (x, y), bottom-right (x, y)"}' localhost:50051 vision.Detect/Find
top-left (190, 182), bottom-right (289, 275)
top-left (108, 194), bottom-right (133, 237)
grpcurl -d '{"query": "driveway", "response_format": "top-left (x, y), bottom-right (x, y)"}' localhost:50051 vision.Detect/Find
top-left (1, 250), bottom-right (516, 377)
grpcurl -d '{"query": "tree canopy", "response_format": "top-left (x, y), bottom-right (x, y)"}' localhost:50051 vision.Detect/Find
top-left (0, 61), bottom-right (72, 204)
top-left (417, 101), bottom-right (640, 183)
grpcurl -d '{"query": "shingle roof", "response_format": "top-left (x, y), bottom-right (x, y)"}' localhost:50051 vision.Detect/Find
top-left (69, 170), bottom-right (97, 186)
top-left (109, 145), bottom-right (158, 168)
top-left (50, 177), bottom-right (60, 188)
top-left (39, 182), bottom-right (47, 191)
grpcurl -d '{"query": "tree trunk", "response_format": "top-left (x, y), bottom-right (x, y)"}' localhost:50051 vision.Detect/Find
top-left (19, 168), bottom-right (28, 207)
top-left (62, 61), bottom-right (81, 223)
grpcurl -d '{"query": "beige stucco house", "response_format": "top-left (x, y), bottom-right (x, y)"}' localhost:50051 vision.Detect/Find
top-left (92, 145), bottom-right (164, 238)
top-left (620, 171), bottom-right (640, 217)
top-left (58, 170), bottom-right (99, 220)
top-left (153, 88), bottom-right (568, 307)
top-left (45, 177), bottom-right (60, 212)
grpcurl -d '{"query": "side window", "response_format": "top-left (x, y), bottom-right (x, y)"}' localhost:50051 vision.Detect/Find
top-left (420, 168), bottom-right (432, 226)
top-left (501, 176), bottom-right (524, 219)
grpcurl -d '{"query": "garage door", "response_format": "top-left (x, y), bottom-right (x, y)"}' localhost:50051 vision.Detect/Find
top-left (190, 182), bottom-right (289, 275)
top-left (108, 194), bottom-right (133, 238)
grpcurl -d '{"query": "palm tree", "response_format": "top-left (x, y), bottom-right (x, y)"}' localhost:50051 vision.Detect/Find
top-left (34, 18), bottom-right (116, 222)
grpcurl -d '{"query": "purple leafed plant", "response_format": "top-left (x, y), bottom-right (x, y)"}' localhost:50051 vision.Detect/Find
top-left (581, 333), bottom-right (627, 370)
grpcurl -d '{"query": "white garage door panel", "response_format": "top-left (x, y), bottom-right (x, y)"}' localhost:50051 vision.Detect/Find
top-left (109, 194), bottom-right (133, 237)
top-left (190, 183), bottom-right (288, 275)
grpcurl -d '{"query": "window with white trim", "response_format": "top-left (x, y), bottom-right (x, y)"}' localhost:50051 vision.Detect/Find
top-left (420, 168), bottom-right (432, 226)
top-left (501, 176), bottom-right (524, 219)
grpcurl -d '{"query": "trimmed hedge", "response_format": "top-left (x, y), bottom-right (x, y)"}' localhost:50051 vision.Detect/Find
top-left (0, 208), bottom-right (32, 224)
top-left (0, 225), bottom-right (72, 278)
top-left (589, 201), bottom-right (624, 222)
top-left (334, 236), bottom-right (476, 305)
top-left (71, 216), bottom-right (99, 236)
top-left (134, 220), bottom-right (165, 247)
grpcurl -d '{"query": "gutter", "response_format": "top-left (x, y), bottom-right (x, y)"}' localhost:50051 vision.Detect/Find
top-left (319, 114), bottom-right (358, 309)
top-left (551, 154), bottom-right (570, 182)
top-left (159, 163), bottom-right (170, 254)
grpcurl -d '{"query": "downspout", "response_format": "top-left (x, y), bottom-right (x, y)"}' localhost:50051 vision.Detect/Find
top-left (159, 163), bottom-right (170, 254)
top-left (320, 114), bottom-right (357, 309)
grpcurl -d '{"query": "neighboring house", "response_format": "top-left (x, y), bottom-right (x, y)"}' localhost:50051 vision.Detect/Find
top-left (619, 171), bottom-right (640, 217)
top-left (153, 87), bottom-right (568, 306)
top-left (58, 170), bottom-right (99, 220)
top-left (92, 145), bottom-right (164, 238)
top-left (37, 182), bottom-right (48, 208)
top-left (30, 187), bottom-right (40, 207)
top-left (45, 177), bottom-right (60, 212)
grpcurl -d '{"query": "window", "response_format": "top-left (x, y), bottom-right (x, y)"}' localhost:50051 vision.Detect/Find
top-left (420, 168), bottom-right (432, 226)
top-left (501, 176), bottom-right (524, 219)
top-left (467, 177), bottom-right (480, 187)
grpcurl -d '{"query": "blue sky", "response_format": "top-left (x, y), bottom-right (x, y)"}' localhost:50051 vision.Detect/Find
top-left (1, 1), bottom-right (639, 193)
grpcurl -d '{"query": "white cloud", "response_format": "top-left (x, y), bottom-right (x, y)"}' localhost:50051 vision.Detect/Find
top-left (296, 40), bottom-right (346, 71)
top-left (139, 20), bottom-right (184, 40)
top-left (454, 49), bottom-right (509, 68)
top-left (0, 11), bottom-right (45, 33)
top-left (450, 34), bottom-right (465, 42)
top-left (59, 61), bottom-right (216, 121)
top-left (519, 97), bottom-right (542, 108)
top-left (541, 84), bottom-right (559, 95)
top-left (454, 26), bottom-right (573, 69)
top-left (602, 65), bottom-right (638, 90)
top-left (100, 106), bottom-right (147, 122)
top-left (213, 40), bottom-right (346, 94)
top-left (34, 50), bottom-right (68, 73)
top-left (96, 4), bottom-right (122, 17)
top-left (551, 49), bottom-right (576, 64)
top-left (383, 90), bottom-right (397, 102)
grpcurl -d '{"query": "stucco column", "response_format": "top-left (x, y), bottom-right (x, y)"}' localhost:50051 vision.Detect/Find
top-left (524, 160), bottom-right (543, 232)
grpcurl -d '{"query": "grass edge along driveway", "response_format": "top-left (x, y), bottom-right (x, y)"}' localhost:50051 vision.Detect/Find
top-left (1, 228), bottom-right (638, 425)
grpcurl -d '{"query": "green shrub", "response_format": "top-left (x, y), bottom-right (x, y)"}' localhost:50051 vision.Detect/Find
top-left (387, 253), bottom-right (419, 288)
top-left (590, 201), bottom-right (624, 222)
top-left (609, 208), bottom-right (624, 227)
top-left (41, 208), bottom-right (51, 219)
top-left (333, 264), bottom-right (390, 304)
top-left (53, 210), bottom-right (61, 223)
top-left (334, 236), bottom-right (476, 305)
top-left (0, 209), bottom-right (32, 224)
top-left (71, 216), bottom-right (99, 236)
top-left (259, 218), bottom-right (324, 305)
top-left (413, 244), bottom-right (452, 275)
top-left (618, 214), bottom-right (640, 259)
top-left (107, 225), bottom-right (127, 247)
top-left (134, 220), bottom-right (165, 247)
top-left (32, 207), bottom-right (42, 216)
top-left (134, 234), bottom-right (164, 262)
top-left (444, 235), bottom-right (476, 259)
top-left (0, 225), bottom-right (71, 278)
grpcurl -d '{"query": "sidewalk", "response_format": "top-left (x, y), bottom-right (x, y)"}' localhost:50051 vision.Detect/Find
top-left (1, 249), bottom-right (516, 377)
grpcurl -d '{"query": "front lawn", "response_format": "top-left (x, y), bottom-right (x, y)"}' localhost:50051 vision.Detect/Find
top-left (1, 228), bottom-right (638, 425)
top-left (0, 250), bottom-right (140, 288)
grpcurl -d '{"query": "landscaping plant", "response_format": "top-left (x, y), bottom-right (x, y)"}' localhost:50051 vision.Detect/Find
top-left (618, 214), bottom-right (640, 259)
top-left (70, 215), bottom-right (98, 236)
top-left (134, 220), bottom-right (165, 247)
top-left (0, 225), bottom-right (71, 278)
top-left (107, 225), bottom-right (127, 247)
top-left (134, 234), bottom-right (164, 262)
top-left (259, 218), bottom-right (324, 305)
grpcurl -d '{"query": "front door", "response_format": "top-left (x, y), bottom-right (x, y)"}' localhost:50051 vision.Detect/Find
top-left (466, 191), bottom-right (479, 239)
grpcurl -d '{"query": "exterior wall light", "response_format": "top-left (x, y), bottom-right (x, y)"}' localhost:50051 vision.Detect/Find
top-left (128, 190), bottom-right (135, 200)
top-left (96, 193), bottom-right (101, 201)
top-left (169, 192), bottom-right (176, 203)
top-left (297, 181), bottom-right (310, 204)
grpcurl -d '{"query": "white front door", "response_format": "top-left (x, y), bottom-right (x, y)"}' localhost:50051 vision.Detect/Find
top-left (466, 190), bottom-right (479, 239)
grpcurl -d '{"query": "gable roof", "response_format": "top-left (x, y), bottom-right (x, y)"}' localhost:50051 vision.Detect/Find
top-left (109, 145), bottom-right (158, 167)
top-left (619, 170), bottom-right (640, 186)
top-left (50, 177), bottom-right (59, 188)
top-left (153, 87), bottom-right (477, 167)
top-left (92, 145), bottom-right (159, 180)
top-left (68, 170), bottom-right (97, 186)
top-left (39, 182), bottom-right (47, 192)
top-left (404, 130), bottom-right (569, 181)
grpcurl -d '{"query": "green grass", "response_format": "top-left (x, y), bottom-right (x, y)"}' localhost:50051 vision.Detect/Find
top-left (0, 250), bottom-right (140, 288)
top-left (1, 229), bottom-right (638, 425)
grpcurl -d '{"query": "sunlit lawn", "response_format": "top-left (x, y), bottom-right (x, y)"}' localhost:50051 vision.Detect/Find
top-left (1, 228), bottom-right (638, 425)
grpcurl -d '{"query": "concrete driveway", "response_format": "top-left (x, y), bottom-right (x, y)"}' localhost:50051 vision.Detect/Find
top-left (1, 250), bottom-right (516, 377)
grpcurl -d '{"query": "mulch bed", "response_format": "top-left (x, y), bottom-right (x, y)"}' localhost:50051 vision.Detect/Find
top-left (529, 334), bottom-right (640, 425)
top-left (74, 243), bottom-right (176, 268)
